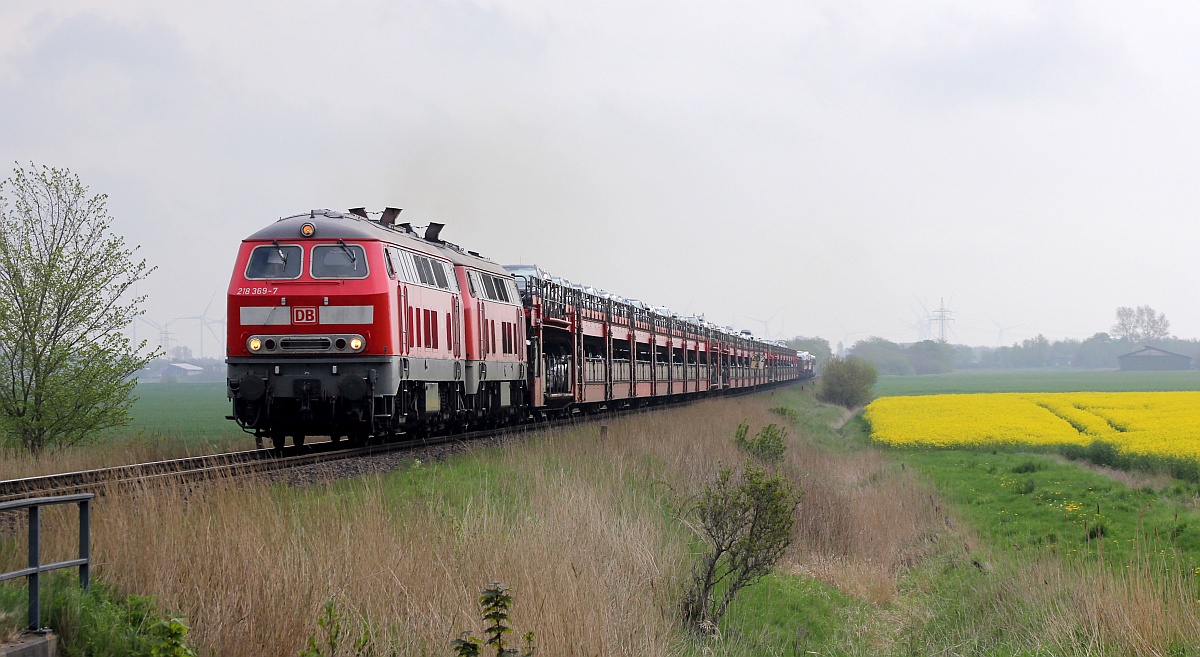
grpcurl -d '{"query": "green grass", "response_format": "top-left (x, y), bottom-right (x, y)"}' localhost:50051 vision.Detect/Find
top-left (893, 448), bottom-right (1200, 569)
top-left (872, 369), bottom-right (1200, 397)
top-left (109, 381), bottom-right (243, 444)
top-left (710, 572), bottom-right (873, 655)
top-left (0, 574), bottom-right (191, 657)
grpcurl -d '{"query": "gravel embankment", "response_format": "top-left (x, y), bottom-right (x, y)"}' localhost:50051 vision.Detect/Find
top-left (263, 431), bottom-right (529, 488)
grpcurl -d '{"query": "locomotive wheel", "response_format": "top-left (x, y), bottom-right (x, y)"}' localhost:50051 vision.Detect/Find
top-left (294, 433), bottom-right (306, 448)
top-left (269, 433), bottom-right (287, 451)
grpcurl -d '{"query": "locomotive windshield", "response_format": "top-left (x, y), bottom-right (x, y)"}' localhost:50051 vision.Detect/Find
top-left (311, 244), bottom-right (369, 279)
top-left (245, 244), bottom-right (302, 279)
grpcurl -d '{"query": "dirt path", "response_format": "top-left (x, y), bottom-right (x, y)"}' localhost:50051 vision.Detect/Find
top-left (831, 406), bottom-right (862, 430)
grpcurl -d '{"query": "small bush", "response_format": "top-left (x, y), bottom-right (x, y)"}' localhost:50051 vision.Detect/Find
top-left (768, 406), bottom-right (800, 425)
top-left (682, 462), bottom-right (800, 632)
top-left (149, 617), bottom-right (197, 657)
top-left (1085, 440), bottom-right (1119, 468)
top-left (816, 357), bottom-right (877, 408)
top-left (1011, 460), bottom-right (1040, 474)
top-left (732, 421), bottom-right (788, 464)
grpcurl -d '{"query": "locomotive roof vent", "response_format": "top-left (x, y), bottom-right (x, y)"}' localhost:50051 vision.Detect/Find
top-left (424, 222), bottom-right (444, 243)
top-left (305, 208), bottom-right (346, 219)
top-left (348, 207), bottom-right (369, 219)
top-left (380, 207), bottom-right (402, 226)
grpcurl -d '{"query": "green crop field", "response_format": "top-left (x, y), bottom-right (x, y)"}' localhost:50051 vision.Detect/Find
top-left (872, 369), bottom-right (1200, 397)
top-left (115, 381), bottom-right (243, 443)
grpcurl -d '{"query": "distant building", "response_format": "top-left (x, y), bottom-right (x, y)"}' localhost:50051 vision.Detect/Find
top-left (164, 362), bottom-right (205, 378)
top-left (1117, 346), bottom-right (1192, 371)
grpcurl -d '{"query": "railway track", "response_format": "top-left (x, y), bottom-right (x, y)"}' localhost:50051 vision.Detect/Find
top-left (0, 431), bottom-right (472, 504)
top-left (0, 382), bottom-right (805, 503)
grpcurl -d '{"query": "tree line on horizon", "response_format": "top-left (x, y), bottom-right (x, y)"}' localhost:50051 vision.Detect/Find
top-left (787, 305), bottom-right (1195, 375)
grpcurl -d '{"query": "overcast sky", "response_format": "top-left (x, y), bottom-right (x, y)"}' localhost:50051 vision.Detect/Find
top-left (3, 1), bottom-right (1198, 356)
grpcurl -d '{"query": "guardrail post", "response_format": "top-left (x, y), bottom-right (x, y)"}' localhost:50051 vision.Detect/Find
top-left (27, 504), bottom-right (40, 632)
top-left (0, 494), bottom-right (95, 635)
top-left (79, 498), bottom-right (90, 591)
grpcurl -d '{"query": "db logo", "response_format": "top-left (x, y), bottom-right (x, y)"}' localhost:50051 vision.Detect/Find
top-left (292, 307), bottom-right (318, 324)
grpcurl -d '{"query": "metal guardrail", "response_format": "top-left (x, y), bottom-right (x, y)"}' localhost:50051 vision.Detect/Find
top-left (0, 493), bottom-right (93, 632)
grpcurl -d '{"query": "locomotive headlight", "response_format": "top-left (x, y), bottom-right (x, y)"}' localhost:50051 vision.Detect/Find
top-left (300, 222), bottom-right (316, 237)
top-left (248, 338), bottom-right (262, 352)
top-left (349, 337), bottom-right (364, 351)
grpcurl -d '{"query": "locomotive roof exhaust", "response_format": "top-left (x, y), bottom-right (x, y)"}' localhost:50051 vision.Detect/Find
top-left (424, 222), bottom-right (444, 242)
top-left (348, 207), bottom-right (404, 227)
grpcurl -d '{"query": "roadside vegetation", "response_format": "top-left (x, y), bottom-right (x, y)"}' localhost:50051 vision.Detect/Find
top-left (0, 381), bottom-right (246, 480)
top-left (0, 575), bottom-right (196, 657)
top-left (6, 371), bottom-right (1200, 654)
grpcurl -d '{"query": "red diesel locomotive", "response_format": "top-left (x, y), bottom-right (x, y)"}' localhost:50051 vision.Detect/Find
top-left (226, 209), bottom-right (814, 448)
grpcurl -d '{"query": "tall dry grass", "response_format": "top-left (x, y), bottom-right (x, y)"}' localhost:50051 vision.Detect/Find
top-left (0, 435), bottom-right (245, 481)
top-left (7, 391), bottom-right (1200, 655)
top-left (12, 399), bottom-right (771, 656)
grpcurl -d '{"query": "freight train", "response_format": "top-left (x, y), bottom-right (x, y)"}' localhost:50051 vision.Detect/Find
top-left (225, 209), bottom-right (815, 448)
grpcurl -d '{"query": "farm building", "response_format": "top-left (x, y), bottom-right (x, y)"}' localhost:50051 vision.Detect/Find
top-left (164, 362), bottom-right (205, 378)
top-left (1117, 346), bottom-right (1192, 371)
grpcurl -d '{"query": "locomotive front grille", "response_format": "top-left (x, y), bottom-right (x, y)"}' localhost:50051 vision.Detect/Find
top-left (280, 337), bottom-right (333, 351)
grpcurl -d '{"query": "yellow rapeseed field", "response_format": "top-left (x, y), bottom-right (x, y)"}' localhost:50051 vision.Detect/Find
top-left (865, 392), bottom-right (1200, 461)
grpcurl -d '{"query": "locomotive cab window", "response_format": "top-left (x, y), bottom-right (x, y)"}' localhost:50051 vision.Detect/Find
top-left (311, 244), bottom-right (368, 279)
top-left (245, 244), bottom-right (302, 280)
top-left (467, 270), bottom-right (520, 304)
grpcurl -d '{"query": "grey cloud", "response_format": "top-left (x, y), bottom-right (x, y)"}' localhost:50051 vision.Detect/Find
top-left (0, 13), bottom-right (193, 145)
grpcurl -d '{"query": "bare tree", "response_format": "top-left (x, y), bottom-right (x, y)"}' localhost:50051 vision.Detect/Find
top-left (1112, 306), bottom-right (1138, 342)
top-left (1135, 305), bottom-right (1170, 342)
top-left (0, 164), bottom-right (157, 453)
top-left (1111, 305), bottom-right (1170, 344)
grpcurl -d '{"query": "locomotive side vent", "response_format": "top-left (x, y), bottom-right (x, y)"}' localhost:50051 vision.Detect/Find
top-left (281, 337), bottom-right (332, 351)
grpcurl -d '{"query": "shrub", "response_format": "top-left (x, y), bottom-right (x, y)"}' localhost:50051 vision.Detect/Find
top-left (682, 462), bottom-right (800, 633)
top-left (768, 406), bottom-right (800, 425)
top-left (816, 357), bottom-right (877, 408)
top-left (733, 421), bottom-right (787, 464)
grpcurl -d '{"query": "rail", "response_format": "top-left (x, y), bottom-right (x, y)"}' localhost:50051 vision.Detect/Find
top-left (0, 493), bottom-right (93, 633)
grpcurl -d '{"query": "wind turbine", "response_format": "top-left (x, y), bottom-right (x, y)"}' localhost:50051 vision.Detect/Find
top-left (911, 296), bottom-right (933, 341)
top-left (744, 306), bottom-right (784, 339)
top-left (177, 292), bottom-right (226, 359)
top-left (986, 314), bottom-right (1022, 348)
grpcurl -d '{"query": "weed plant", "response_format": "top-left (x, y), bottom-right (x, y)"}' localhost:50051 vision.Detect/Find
top-left (0, 574), bottom-right (195, 657)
